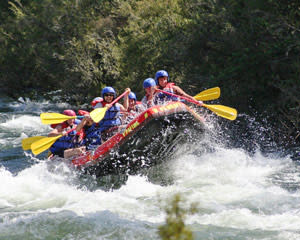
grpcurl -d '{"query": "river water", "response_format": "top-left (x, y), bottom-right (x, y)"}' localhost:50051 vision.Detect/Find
top-left (0, 95), bottom-right (300, 240)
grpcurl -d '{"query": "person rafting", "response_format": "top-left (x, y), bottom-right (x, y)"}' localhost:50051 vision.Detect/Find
top-left (155, 70), bottom-right (202, 105)
top-left (59, 110), bottom-right (102, 158)
top-left (48, 109), bottom-right (79, 137)
top-left (122, 91), bottom-right (143, 124)
top-left (48, 109), bottom-right (82, 158)
top-left (141, 78), bottom-right (159, 108)
top-left (95, 86), bottom-right (128, 141)
top-left (124, 92), bottom-right (142, 113)
top-left (75, 113), bottom-right (102, 150)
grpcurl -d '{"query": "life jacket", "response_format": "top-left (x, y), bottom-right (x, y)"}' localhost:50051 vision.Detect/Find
top-left (97, 102), bottom-right (122, 132)
top-left (81, 124), bottom-right (102, 150)
top-left (49, 129), bottom-right (79, 157)
top-left (91, 97), bottom-right (103, 108)
top-left (50, 122), bottom-right (69, 129)
top-left (78, 110), bottom-right (89, 116)
top-left (50, 119), bottom-right (81, 129)
top-left (76, 109), bottom-right (100, 140)
top-left (158, 82), bottom-right (179, 101)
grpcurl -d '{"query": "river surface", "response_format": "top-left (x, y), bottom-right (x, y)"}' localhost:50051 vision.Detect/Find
top-left (0, 95), bottom-right (300, 240)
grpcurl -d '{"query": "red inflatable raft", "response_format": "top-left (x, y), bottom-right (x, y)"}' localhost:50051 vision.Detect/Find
top-left (71, 101), bottom-right (206, 177)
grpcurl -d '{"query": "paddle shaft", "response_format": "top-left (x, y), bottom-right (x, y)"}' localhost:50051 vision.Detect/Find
top-left (157, 89), bottom-right (237, 120)
top-left (45, 126), bottom-right (78, 147)
top-left (109, 90), bottom-right (130, 107)
top-left (62, 126), bottom-right (77, 137)
top-left (89, 89), bottom-right (130, 123)
top-left (157, 89), bottom-right (201, 106)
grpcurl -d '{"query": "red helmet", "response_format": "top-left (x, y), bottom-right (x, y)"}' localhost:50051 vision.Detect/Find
top-left (63, 109), bottom-right (76, 116)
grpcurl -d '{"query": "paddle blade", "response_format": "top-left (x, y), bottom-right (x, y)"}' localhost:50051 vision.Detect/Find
top-left (194, 87), bottom-right (220, 101)
top-left (31, 135), bottom-right (62, 155)
top-left (40, 113), bottom-right (76, 124)
top-left (22, 136), bottom-right (46, 150)
top-left (203, 104), bottom-right (237, 120)
top-left (90, 107), bottom-right (107, 123)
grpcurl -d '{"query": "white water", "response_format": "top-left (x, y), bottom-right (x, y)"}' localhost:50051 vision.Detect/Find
top-left (1, 98), bottom-right (300, 239)
top-left (1, 147), bottom-right (300, 239)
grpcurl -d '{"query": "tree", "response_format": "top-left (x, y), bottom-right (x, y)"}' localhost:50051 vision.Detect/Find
top-left (159, 194), bottom-right (197, 240)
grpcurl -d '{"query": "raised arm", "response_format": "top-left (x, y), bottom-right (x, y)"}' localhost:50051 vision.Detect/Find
top-left (75, 116), bottom-right (89, 132)
top-left (122, 88), bottom-right (131, 111)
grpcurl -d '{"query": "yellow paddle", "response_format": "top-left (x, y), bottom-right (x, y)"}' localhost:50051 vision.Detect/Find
top-left (22, 136), bottom-right (47, 150)
top-left (89, 107), bottom-right (107, 123)
top-left (194, 87), bottom-right (220, 101)
top-left (90, 89), bottom-right (130, 123)
top-left (31, 135), bottom-right (63, 155)
top-left (157, 89), bottom-right (237, 120)
top-left (202, 103), bottom-right (237, 120)
top-left (40, 112), bottom-right (84, 125)
top-left (31, 128), bottom-right (76, 155)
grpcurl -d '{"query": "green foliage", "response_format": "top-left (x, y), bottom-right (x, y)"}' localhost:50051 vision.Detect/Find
top-left (159, 194), bottom-right (197, 240)
top-left (116, 0), bottom-right (197, 96)
top-left (61, 32), bottom-right (121, 103)
top-left (0, 0), bottom-right (299, 138)
top-left (0, 0), bottom-right (120, 102)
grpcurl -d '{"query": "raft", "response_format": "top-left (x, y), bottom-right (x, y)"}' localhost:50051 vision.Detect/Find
top-left (71, 101), bottom-right (206, 177)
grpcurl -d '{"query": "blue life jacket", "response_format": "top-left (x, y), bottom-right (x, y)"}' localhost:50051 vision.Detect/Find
top-left (49, 130), bottom-right (78, 157)
top-left (98, 104), bottom-right (121, 132)
top-left (82, 124), bottom-right (102, 150)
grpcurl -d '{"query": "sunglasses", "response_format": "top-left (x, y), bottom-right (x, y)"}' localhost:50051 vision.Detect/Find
top-left (104, 93), bottom-right (114, 97)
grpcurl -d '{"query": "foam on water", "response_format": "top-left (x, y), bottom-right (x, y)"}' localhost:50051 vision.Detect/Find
top-left (0, 115), bottom-right (46, 131)
top-left (8, 97), bottom-right (72, 113)
top-left (1, 146), bottom-right (300, 238)
top-left (0, 115), bottom-right (50, 150)
top-left (169, 147), bottom-right (300, 233)
top-left (0, 161), bottom-right (163, 219)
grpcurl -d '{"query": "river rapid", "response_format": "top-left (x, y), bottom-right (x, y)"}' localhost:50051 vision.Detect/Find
top-left (0, 95), bottom-right (300, 240)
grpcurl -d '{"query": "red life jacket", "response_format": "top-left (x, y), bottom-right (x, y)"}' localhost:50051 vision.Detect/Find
top-left (78, 109), bottom-right (90, 116)
top-left (99, 102), bottom-right (107, 107)
top-left (91, 97), bottom-right (103, 108)
top-left (50, 122), bottom-right (69, 129)
top-left (163, 82), bottom-right (175, 93)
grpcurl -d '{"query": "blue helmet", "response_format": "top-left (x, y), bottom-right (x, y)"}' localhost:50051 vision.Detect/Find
top-left (155, 70), bottom-right (169, 84)
top-left (128, 92), bottom-right (137, 101)
top-left (101, 86), bottom-right (116, 98)
top-left (143, 78), bottom-right (156, 88)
